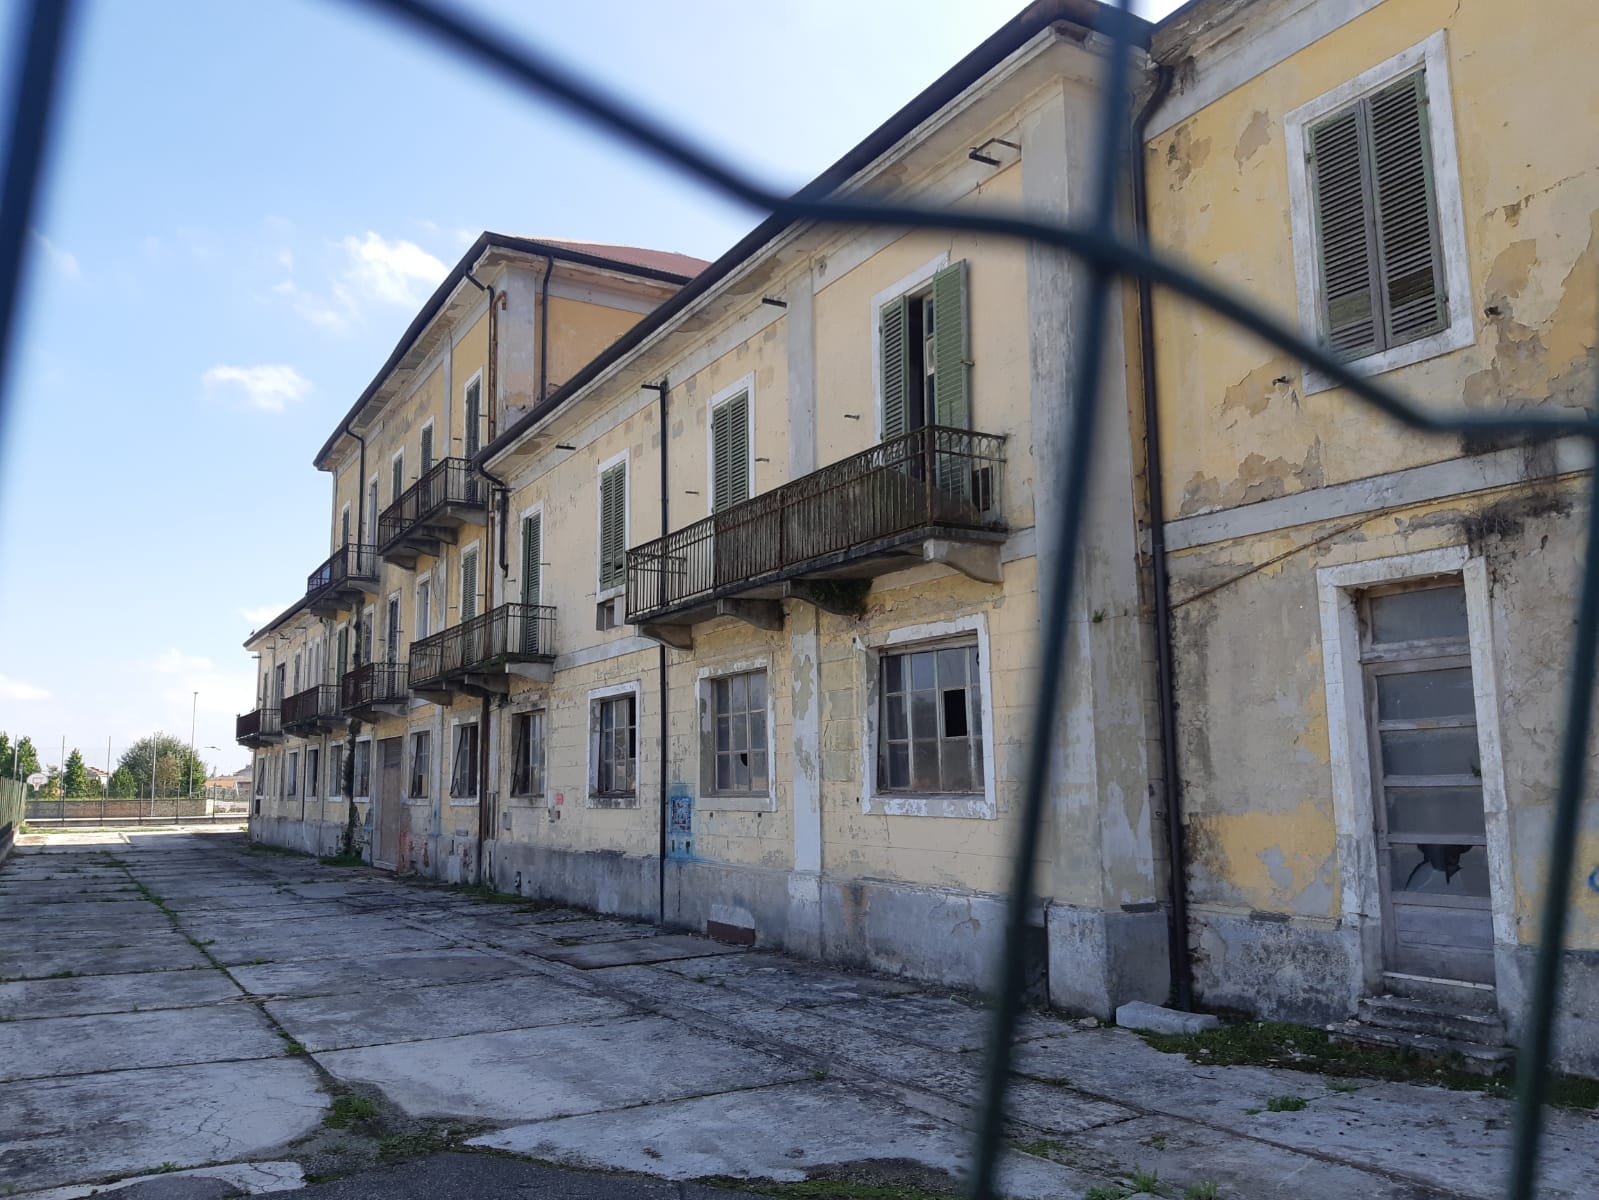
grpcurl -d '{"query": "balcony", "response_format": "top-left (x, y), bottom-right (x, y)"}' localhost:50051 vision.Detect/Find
top-left (281, 684), bottom-right (347, 736)
top-left (376, 458), bottom-right (488, 568)
top-left (341, 661), bottom-right (410, 719)
top-left (306, 544), bottom-right (380, 617)
top-left (626, 426), bottom-right (1006, 646)
top-left (408, 603), bottom-right (556, 701)
top-left (236, 708), bottom-right (283, 749)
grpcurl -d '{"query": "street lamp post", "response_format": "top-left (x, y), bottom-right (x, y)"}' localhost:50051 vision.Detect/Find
top-left (188, 692), bottom-right (198, 802)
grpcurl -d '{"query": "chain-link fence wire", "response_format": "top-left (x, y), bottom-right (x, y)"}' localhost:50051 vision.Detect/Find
top-left (3, 1), bottom-right (1595, 1196)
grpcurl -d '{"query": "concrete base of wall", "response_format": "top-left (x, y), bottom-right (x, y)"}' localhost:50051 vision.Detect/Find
top-left (1190, 910), bottom-right (1363, 1025)
top-left (249, 816), bottom-right (347, 859)
top-left (489, 838), bottom-right (659, 922)
top-left (1496, 944), bottom-right (1599, 1078)
top-left (1046, 903), bottom-right (1171, 1018)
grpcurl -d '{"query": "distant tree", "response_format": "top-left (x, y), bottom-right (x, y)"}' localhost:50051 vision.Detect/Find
top-left (117, 734), bottom-right (207, 799)
top-left (108, 767), bottom-right (139, 798)
top-left (6, 736), bottom-right (43, 793)
top-left (62, 749), bottom-right (96, 797)
top-left (38, 765), bottom-right (62, 799)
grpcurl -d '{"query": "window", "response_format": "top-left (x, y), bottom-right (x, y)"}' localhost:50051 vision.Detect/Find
top-left (287, 751), bottom-right (299, 797)
top-left (450, 723), bottom-right (480, 799)
top-left (593, 695), bottom-right (636, 797)
top-left (878, 643), bottom-right (983, 794)
top-left (306, 747), bottom-right (320, 798)
top-left (391, 452), bottom-right (405, 505)
top-left (1285, 33), bottom-right (1471, 386)
top-left (359, 607), bottom-right (374, 665)
top-left (292, 653), bottom-right (301, 694)
top-left (329, 744), bottom-right (344, 797)
top-left (464, 376), bottom-right (482, 458)
top-left (511, 711), bottom-right (546, 797)
top-left (598, 460), bottom-right (627, 592)
top-left (879, 260), bottom-right (968, 441)
top-left (710, 671), bottom-right (768, 794)
top-left (416, 577), bottom-right (431, 640)
top-left (460, 546), bottom-right (480, 621)
top-left (337, 625), bottom-right (349, 679)
top-left (367, 478), bottom-right (378, 543)
top-left (709, 389), bottom-right (751, 512)
top-left (341, 504), bottom-right (351, 547)
top-left (420, 422), bottom-right (435, 473)
top-left (386, 594), bottom-right (402, 662)
top-left (254, 763), bottom-right (264, 797)
top-left (409, 731), bottom-right (430, 799)
top-left (353, 740), bottom-right (371, 798)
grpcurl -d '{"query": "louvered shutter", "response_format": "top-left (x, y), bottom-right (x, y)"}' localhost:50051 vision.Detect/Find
top-left (599, 464), bottom-right (626, 590)
top-left (879, 295), bottom-right (910, 443)
top-left (386, 597), bottom-right (400, 661)
top-left (931, 262), bottom-right (970, 429)
top-left (337, 626), bottom-right (348, 678)
top-left (1369, 71), bottom-right (1445, 347)
top-left (341, 508), bottom-right (351, 547)
top-left (521, 514), bottom-right (542, 654)
top-left (1309, 107), bottom-right (1379, 357)
top-left (711, 393), bottom-right (750, 512)
top-left (391, 456), bottom-right (403, 504)
top-left (465, 381), bottom-right (481, 457)
top-left (461, 548), bottom-right (479, 620)
top-left (420, 425), bottom-right (434, 473)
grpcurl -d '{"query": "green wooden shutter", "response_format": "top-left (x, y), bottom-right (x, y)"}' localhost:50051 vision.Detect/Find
top-left (391, 454), bottom-right (404, 504)
top-left (420, 425), bottom-right (434, 472)
top-left (341, 508), bottom-right (351, 547)
top-left (1369, 71), bottom-right (1446, 347)
top-left (461, 548), bottom-right (479, 620)
top-left (711, 393), bottom-right (750, 512)
top-left (931, 261), bottom-right (970, 429)
top-left (465, 381), bottom-right (481, 457)
top-left (879, 295), bottom-right (910, 442)
top-left (599, 464), bottom-right (626, 590)
top-left (1309, 105), bottom-right (1380, 357)
top-left (521, 514), bottom-right (542, 606)
top-left (337, 627), bottom-right (348, 678)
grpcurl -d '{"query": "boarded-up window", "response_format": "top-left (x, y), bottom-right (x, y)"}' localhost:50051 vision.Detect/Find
top-left (1308, 69), bottom-right (1445, 358)
top-left (710, 391), bottom-right (751, 512)
top-left (598, 463), bottom-right (627, 591)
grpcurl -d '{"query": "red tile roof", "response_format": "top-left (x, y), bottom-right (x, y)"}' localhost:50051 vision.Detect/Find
top-left (531, 239), bottom-right (710, 279)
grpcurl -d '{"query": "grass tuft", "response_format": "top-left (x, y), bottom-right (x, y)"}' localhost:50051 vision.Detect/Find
top-left (1264, 1095), bottom-right (1307, 1112)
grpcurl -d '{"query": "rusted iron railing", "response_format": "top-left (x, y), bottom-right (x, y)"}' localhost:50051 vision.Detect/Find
top-left (341, 661), bottom-right (409, 712)
top-left (408, 602), bottom-right (556, 690)
top-left (306, 543), bottom-right (379, 597)
top-left (281, 684), bottom-right (343, 733)
top-left (235, 708), bottom-right (281, 747)
top-left (376, 457), bottom-right (486, 552)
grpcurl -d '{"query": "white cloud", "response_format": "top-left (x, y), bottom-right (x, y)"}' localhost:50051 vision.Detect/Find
top-left (338, 231), bottom-right (447, 307)
top-left (31, 231), bottom-right (80, 282)
top-left (202, 364), bottom-right (311, 413)
top-left (239, 603), bottom-right (288, 626)
top-left (0, 674), bottom-right (49, 701)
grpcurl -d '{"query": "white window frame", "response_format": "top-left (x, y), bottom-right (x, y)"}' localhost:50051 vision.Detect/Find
top-left (360, 605), bottom-right (375, 666)
top-left (704, 373), bottom-right (756, 510)
top-left (415, 572), bottom-right (432, 641)
top-left (286, 750), bottom-right (299, 798)
top-left (408, 727), bottom-right (431, 802)
top-left (390, 448), bottom-right (406, 503)
top-left (518, 499), bottom-right (546, 604)
top-left (696, 657), bottom-right (776, 813)
top-left (1285, 31), bottom-right (1473, 393)
top-left (328, 743), bottom-right (344, 799)
top-left (462, 368), bottom-right (484, 453)
top-left (385, 591), bottom-right (403, 662)
top-left (447, 716), bottom-right (480, 806)
top-left (857, 612), bottom-right (996, 819)
top-left (419, 417), bottom-right (436, 472)
top-left (353, 736), bottom-right (373, 801)
top-left (1316, 546), bottom-right (1514, 974)
top-left (508, 706), bottom-right (548, 802)
top-left (306, 745), bottom-right (320, 799)
top-left (366, 475), bottom-right (380, 544)
top-left (595, 449), bottom-right (631, 601)
top-left (339, 502), bottom-right (352, 548)
top-left (586, 679), bottom-right (642, 807)
top-left (869, 253), bottom-right (948, 443)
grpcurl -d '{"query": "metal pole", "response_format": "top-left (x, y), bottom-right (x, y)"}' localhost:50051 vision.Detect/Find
top-left (105, 736), bottom-right (111, 824)
top-left (58, 734), bottom-right (64, 800)
top-left (149, 733), bottom-right (157, 817)
top-left (189, 692), bottom-right (197, 803)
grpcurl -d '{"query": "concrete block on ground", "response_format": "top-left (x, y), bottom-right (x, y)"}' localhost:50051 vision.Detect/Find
top-left (1113, 1001), bottom-right (1220, 1036)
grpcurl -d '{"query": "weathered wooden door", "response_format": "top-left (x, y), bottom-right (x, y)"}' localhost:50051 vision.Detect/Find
top-left (1362, 582), bottom-right (1495, 984)
top-left (374, 736), bottom-right (404, 870)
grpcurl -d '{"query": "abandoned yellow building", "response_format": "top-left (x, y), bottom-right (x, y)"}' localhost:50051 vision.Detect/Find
top-left (241, 0), bottom-right (1599, 1072)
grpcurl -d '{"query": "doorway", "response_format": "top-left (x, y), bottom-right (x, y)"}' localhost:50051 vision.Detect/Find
top-left (373, 736), bottom-right (404, 871)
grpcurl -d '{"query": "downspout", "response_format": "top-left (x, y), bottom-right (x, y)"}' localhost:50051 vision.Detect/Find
top-left (463, 269), bottom-right (502, 885)
top-left (1132, 66), bottom-right (1190, 1009)
top-left (538, 255), bottom-right (554, 407)
top-left (642, 378), bottom-right (670, 926)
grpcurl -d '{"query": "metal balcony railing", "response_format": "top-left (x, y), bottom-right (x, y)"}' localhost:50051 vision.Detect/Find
top-left (281, 684), bottom-right (343, 733)
top-left (306, 543), bottom-right (379, 599)
top-left (626, 425), bottom-right (1005, 622)
top-left (376, 457), bottom-right (486, 555)
top-left (408, 603), bottom-right (556, 691)
top-left (235, 707), bottom-right (282, 746)
top-left (341, 661), bottom-right (410, 713)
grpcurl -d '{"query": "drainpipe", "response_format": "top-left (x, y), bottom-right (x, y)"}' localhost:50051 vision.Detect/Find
top-left (641, 378), bottom-right (670, 925)
top-left (352, 429), bottom-right (367, 547)
top-left (1132, 66), bottom-right (1190, 1009)
top-left (538, 255), bottom-right (554, 407)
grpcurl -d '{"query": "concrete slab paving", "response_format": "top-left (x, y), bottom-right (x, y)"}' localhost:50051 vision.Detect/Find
top-left (204, 919), bottom-right (450, 966)
top-left (823, 994), bottom-right (1076, 1053)
top-left (529, 932), bottom-right (750, 969)
top-left (0, 969), bottom-right (242, 1020)
top-left (0, 1002), bottom-right (284, 1082)
top-left (472, 1078), bottom-right (1112, 1198)
top-left (229, 947), bottom-right (537, 998)
top-left (316, 1013), bottom-right (807, 1122)
top-left (15, 1159), bottom-right (305, 1200)
top-left (0, 941), bottom-right (209, 982)
top-left (265, 974), bottom-right (636, 1051)
top-left (0, 1058), bottom-right (326, 1193)
top-left (656, 950), bottom-right (923, 1006)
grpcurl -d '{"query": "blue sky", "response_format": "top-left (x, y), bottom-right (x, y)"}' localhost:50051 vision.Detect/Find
top-left (0, 0), bottom-right (1179, 777)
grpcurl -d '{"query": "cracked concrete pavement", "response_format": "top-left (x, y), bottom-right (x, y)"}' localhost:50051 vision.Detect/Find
top-left (2, 828), bottom-right (1596, 1198)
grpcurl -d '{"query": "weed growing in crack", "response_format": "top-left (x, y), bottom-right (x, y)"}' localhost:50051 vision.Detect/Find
top-left (323, 1095), bottom-right (377, 1128)
top-left (1264, 1095), bottom-right (1307, 1112)
top-left (1185, 1182), bottom-right (1220, 1200)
